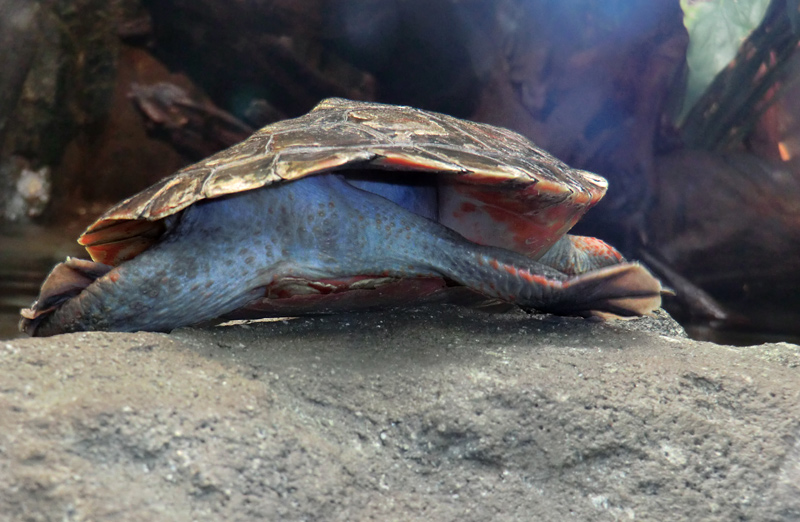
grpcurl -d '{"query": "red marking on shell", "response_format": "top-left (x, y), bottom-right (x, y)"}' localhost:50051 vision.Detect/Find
top-left (233, 277), bottom-right (449, 318)
top-left (109, 272), bottom-right (120, 283)
top-left (80, 219), bottom-right (164, 265)
top-left (503, 264), bottom-right (516, 276)
top-left (460, 202), bottom-right (478, 213)
top-left (85, 241), bottom-right (143, 266)
top-left (319, 275), bottom-right (385, 288)
top-left (379, 155), bottom-right (441, 170)
top-left (439, 182), bottom-right (591, 259)
top-left (490, 259), bottom-right (500, 270)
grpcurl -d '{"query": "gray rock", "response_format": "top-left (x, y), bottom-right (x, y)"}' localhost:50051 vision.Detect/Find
top-left (1, 306), bottom-right (799, 521)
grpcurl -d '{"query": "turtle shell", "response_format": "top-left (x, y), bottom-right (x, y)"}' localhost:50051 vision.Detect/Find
top-left (79, 97), bottom-right (608, 266)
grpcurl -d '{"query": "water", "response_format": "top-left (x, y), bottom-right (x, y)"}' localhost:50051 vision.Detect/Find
top-left (0, 222), bottom-right (85, 339)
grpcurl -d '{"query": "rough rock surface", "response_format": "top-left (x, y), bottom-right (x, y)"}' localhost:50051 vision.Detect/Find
top-left (1, 307), bottom-right (799, 521)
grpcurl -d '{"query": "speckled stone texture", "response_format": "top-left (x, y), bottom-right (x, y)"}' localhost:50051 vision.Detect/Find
top-left (1, 307), bottom-right (799, 521)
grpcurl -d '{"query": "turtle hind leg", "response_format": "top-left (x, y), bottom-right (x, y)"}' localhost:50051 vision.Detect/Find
top-left (537, 235), bottom-right (625, 275)
top-left (531, 235), bottom-right (664, 316)
top-left (426, 239), bottom-right (664, 319)
top-left (536, 262), bottom-right (664, 319)
top-left (20, 258), bottom-right (113, 336)
top-left (324, 176), bottom-right (665, 319)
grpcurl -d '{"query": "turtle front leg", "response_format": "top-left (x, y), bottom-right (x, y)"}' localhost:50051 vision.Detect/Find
top-left (21, 240), bottom-right (271, 336)
top-left (21, 189), bottom-right (297, 336)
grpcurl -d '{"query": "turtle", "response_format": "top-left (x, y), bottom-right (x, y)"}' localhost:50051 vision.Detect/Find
top-left (21, 98), bottom-right (663, 337)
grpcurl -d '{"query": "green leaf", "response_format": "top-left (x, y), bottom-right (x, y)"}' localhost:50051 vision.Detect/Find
top-left (679, 0), bottom-right (771, 121)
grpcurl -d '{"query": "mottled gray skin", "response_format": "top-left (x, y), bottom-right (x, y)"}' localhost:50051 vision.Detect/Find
top-left (32, 174), bottom-right (615, 335)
